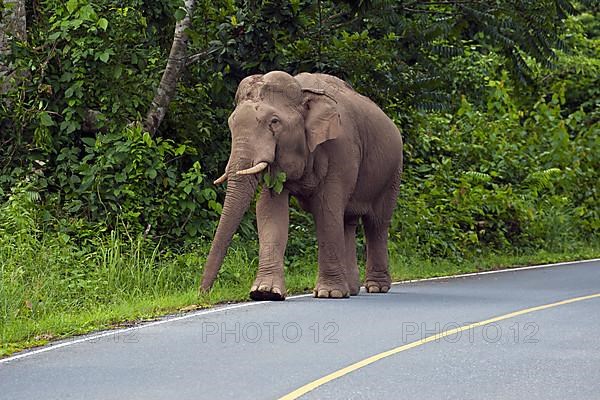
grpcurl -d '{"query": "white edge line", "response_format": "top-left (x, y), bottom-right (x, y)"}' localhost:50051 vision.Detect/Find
top-left (1, 257), bottom-right (598, 364)
top-left (391, 257), bottom-right (600, 284)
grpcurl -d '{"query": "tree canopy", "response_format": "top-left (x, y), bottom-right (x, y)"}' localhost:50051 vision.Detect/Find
top-left (0, 0), bottom-right (597, 249)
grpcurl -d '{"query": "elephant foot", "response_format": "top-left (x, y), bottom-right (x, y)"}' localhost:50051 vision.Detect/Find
top-left (349, 283), bottom-right (360, 296)
top-left (313, 280), bottom-right (350, 299)
top-left (365, 272), bottom-right (392, 293)
top-left (250, 276), bottom-right (286, 301)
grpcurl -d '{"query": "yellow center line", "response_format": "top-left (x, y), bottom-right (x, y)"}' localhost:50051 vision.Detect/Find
top-left (278, 292), bottom-right (600, 400)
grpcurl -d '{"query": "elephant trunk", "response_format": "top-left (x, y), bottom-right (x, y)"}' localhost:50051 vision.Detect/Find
top-left (200, 158), bottom-right (259, 291)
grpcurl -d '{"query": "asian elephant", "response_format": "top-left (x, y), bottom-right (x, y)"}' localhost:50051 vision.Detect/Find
top-left (199, 71), bottom-right (403, 300)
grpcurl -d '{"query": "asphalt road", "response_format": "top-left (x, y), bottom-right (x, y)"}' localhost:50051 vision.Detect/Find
top-left (1, 259), bottom-right (599, 400)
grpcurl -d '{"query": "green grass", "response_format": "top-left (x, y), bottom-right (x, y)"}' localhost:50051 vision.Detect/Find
top-left (1, 229), bottom-right (599, 358)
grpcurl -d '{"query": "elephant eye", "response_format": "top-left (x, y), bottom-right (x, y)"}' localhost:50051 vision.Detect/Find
top-left (269, 117), bottom-right (281, 136)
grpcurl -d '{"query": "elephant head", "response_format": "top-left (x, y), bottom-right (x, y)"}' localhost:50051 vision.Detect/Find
top-left (200, 71), bottom-right (343, 291)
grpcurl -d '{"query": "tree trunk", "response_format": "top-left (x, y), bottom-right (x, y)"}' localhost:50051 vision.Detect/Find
top-left (144, 0), bottom-right (195, 135)
top-left (0, 0), bottom-right (27, 93)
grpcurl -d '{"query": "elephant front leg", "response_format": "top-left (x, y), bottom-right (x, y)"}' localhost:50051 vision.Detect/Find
top-left (251, 187), bottom-right (289, 301)
top-left (312, 192), bottom-right (350, 299)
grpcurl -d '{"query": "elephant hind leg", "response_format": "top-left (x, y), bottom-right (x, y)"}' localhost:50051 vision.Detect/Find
top-left (344, 216), bottom-right (361, 296)
top-left (363, 215), bottom-right (391, 293)
top-left (363, 169), bottom-right (401, 293)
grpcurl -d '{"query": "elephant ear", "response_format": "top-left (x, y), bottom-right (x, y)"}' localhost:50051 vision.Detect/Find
top-left (302, 89), bottom-right (343, 152)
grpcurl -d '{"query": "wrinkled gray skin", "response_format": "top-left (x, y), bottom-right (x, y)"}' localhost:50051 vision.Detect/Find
top-left (200, 71), bottom-right (403, 300)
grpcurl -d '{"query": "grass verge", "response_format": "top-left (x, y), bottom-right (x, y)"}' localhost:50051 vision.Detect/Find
top-left (1, 232), bottom-right (599, 358)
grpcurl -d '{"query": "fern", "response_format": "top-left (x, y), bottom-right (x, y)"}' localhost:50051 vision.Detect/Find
top-left (0, 183), bottom-right (40, 236)
top-left (463, 171), bottom-right (492, 184)
top-left (523, 168), bottom-right (562, 194)
top-left (429, 44), bottom-right (464, 58)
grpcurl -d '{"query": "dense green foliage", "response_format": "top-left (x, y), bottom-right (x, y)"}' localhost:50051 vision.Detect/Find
top-left (0, 1), bottom-right (598, 352)
top-left (2, 0), bottom-right (597, 241)
top-left (396, 81), bottom-right (598, 258)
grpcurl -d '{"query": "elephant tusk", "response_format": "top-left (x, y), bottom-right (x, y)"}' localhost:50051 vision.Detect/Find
top-left (236, 162), bottom-right (268, 176)
top-left (213, 172), bottom-right (228, 185)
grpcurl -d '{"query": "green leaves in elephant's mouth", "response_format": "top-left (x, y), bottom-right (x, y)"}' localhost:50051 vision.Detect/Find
top-left (262, 171), bottom-right (287, 194)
